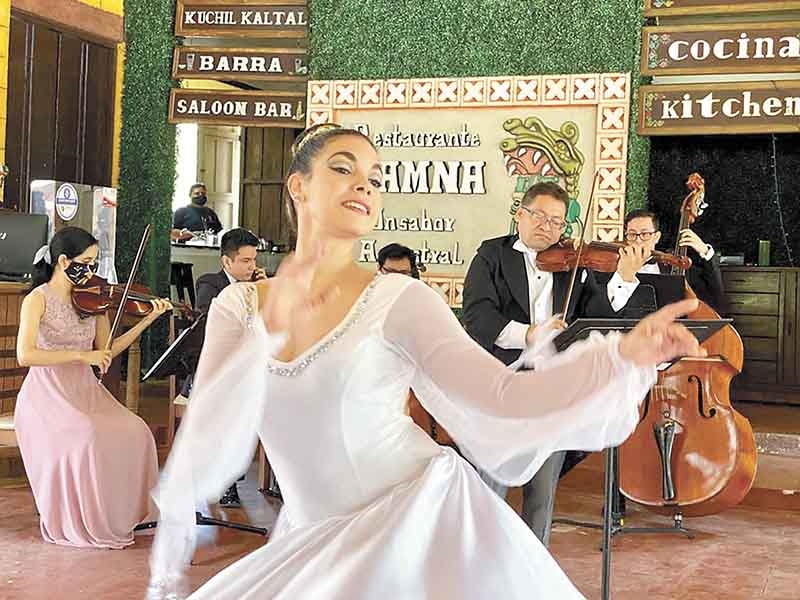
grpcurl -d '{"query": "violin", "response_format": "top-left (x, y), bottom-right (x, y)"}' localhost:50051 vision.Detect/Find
top-left (71, 274), bottom-right (193, 319)
top-left (535, 239), bottom-right (691, 273)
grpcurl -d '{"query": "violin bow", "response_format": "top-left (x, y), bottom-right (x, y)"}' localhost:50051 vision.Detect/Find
top-left (98, 224), bottom-right (152, 384)
top-left (559, 170), bottom-right (601, 318)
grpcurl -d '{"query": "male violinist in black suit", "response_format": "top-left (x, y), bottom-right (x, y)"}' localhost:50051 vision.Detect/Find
top-left (461, 181), bottom-right (616, 546)
top-left (191, 228), bottom-right (266, 507)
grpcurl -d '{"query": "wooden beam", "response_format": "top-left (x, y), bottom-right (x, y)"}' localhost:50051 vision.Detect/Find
top-left (11, 0), bottom-right (124, 44)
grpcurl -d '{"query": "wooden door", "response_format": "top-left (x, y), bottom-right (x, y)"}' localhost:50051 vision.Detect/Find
top-left (4, 12), bottom-right (116, 211)
top-left (240, 127), bottom-right (300, 245)
top-left (197, 125), bottom-right (240, 230)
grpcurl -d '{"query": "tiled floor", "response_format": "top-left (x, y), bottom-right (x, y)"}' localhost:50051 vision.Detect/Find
top-left (1, 458), bottom-right (797, 600)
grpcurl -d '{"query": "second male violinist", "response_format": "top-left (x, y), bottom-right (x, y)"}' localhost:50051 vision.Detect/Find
top-left (461, 181), bottom-right (617, 547)
top-left (608, 209), bottom-right (725, 314)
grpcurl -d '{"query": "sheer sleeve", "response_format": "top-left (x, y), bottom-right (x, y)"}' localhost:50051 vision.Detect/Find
top-left (382, 280), bottom-right (657, 487)
top-left (147, 283), bottom-right (283, 599)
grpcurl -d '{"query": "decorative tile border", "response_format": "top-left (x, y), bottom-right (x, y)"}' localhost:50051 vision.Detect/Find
top-left (308, 73), bottom-right (631, 306)
top-left (422, 276), bottom-right (465, 308)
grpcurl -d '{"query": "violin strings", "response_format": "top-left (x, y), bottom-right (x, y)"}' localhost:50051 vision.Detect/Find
top-left (770, 134), bottom-right (794, 267)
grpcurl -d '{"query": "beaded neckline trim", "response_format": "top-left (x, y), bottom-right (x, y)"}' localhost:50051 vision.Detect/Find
top-left (265, 274), bottom-right (382, 377)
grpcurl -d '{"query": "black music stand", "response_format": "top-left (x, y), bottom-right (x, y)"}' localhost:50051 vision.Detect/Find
top-left (551, 317), bottom-right (732, 600)
top-left (141, 315), bottom-right (268, 538)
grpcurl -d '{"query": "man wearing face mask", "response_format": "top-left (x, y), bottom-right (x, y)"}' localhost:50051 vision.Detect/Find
top-left (172, 183), bottom-right (223, 237)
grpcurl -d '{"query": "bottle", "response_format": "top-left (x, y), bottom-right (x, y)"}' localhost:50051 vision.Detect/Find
top-left (758, 240), bottom-right (771, 267)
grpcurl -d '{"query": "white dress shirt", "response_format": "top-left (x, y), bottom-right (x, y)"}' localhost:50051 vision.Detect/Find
top-left (607, 245), bottom-right (715, 312)
top-left (224, 269), bottom-right (237, 285)
top-left (494, 239), bottom-right (555, 350)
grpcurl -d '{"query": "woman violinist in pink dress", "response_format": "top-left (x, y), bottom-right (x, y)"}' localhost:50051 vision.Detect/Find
top-left (15, 226), bottom-right (171, 549)
top-left (148, 125), bottom-right (705, 599)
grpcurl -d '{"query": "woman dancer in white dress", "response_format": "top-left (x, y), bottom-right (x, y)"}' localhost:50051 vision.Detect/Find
top-left (147, 124), bottom-right (704, 599)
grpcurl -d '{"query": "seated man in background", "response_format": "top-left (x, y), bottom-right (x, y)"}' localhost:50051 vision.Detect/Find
top-left (375, 244), bottom-right (454, 446)
top-left (377, 242), bottom-right (426, 279)
top-left (188, 228), bottom-right (266, 508)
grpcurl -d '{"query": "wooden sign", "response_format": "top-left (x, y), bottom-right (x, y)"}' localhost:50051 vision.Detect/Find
top-left (175, 0), bottom-right (307, 37)
top-left (173, 47), bottom-right (308, 81)
top-left (168, 89), bottom-right (305, 127)
top-left (642, 22), bottom-right (800, 75)
top-left (638, 81), bottom-right (800, 135)
top-left (644, 0), bottom-right (800, 16)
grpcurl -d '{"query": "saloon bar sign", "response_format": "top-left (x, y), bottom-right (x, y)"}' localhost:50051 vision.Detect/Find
top-left (168, 89), bottom-right (305, 127)
top-left (638, 81), bottom-right (800, 135)
top-left (175, 0), bottom-right (307, 37)
top-left (642, 22), bottom-right (800, 75)
top-left (644, 0), bottom-right (800, 16)
top-left (173, 47), bottom-right (308, 81)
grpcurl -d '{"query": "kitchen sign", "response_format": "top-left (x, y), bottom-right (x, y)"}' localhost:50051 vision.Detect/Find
top-left (638, 81), bottom-right (800, 135)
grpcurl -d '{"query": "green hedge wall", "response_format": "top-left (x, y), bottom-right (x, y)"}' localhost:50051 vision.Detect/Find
top-left (118, 0), bottom-right (177, 366)
top-left (309, 0), bottom-right (649, 210)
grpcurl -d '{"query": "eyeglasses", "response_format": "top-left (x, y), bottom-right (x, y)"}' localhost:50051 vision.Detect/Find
top-left (519, 206), bottom-right (567, 231)
top-left (625, 231), bottom-right (657, 241)
top-left (380, 267), bottom-right (413, 276)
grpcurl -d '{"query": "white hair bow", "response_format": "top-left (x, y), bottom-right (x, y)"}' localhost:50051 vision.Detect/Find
top-left (33, 245), bottom-right (52, 265)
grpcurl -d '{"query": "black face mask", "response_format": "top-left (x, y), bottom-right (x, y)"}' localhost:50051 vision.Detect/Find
top-left (192, 194), bottom-right (208, 206)
top-left (65, 261), bottom-right (95, 285)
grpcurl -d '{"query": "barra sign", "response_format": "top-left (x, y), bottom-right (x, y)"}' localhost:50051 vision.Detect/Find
top-left (175, 1), bottom-right (307, 37)
top-left (168, 89), bottom-right (305, 127)
top-left (644, 0), bottom-right (800, 17)
top-left (173, 47), bottom-right (308, 81)
top-left (638, 81), bottom-right (800, 135)
top-left (642, 22), bottom-right (800, 75)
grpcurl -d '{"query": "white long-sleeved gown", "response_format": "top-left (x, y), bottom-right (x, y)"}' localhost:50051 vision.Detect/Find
top-left (147, 273), bottom-right (656, 599)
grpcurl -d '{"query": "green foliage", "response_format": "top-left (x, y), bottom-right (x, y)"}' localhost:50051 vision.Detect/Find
top-left (118, 0), bottom-right (178, 366)
top-left (309, 0), bottom-right (648, 209)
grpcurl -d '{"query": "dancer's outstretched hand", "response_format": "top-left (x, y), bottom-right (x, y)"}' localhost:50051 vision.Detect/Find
top-left (618, 298), bottom-right (707, 366)
top-left (260, 204), bottom-right (340, 333)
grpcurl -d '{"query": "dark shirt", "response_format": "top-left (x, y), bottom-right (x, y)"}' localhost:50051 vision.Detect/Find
top-left (173, 204), bottom-right (223, 233)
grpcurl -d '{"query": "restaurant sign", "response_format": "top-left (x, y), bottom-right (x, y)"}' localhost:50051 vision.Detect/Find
top-left (642, 22), bottom-right (800, 75)
top-left (168, 89), bottom-right (305, 127)
top-left (306, 73), bottom-right (633, 305)
top-left (173, 47), bottom-right (308, 81)
top-left (638, 81), bottom-right (800, 135)
top-left (175, 1), bottom-right (307, 37)
top-left (644, 0), bottom-right (800, 17)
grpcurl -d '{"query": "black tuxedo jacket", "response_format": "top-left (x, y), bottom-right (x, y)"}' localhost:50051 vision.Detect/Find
top-left (602, 250), bottom-right (727, 318)
top-left (195, 270), bottom-right (231, 314)
top-left (679, 251), bottom-right (726, 315)
top-left (462, 235), bottom-right (616, 365)
top-left (181, 270), bottom-right (231, 396)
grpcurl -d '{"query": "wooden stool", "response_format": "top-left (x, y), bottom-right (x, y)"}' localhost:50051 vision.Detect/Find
top-left (0, 413), bottom-right (17, 447)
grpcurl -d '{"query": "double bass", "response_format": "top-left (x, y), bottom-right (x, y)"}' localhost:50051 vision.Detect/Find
top-left (618, 174), bottom-right (757, 517)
